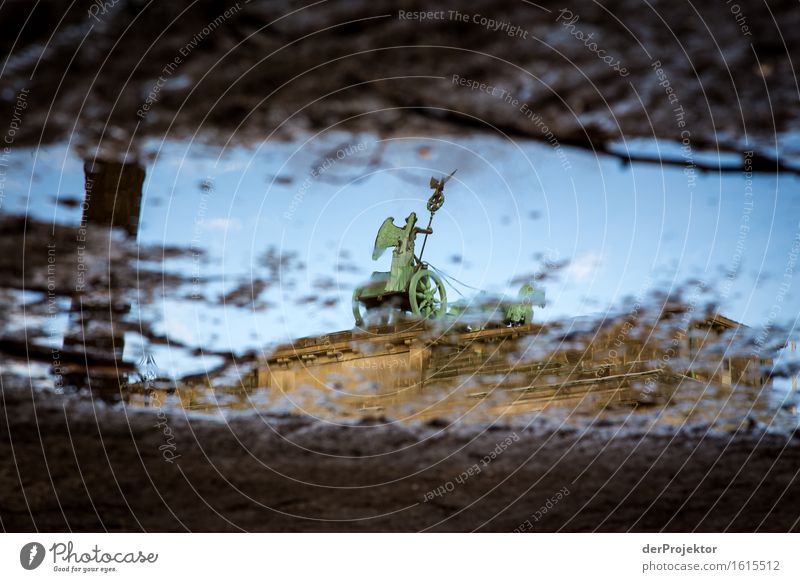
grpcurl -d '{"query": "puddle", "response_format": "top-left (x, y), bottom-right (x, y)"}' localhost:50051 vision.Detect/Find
top-left (1, 134), bottom-right (798, 435)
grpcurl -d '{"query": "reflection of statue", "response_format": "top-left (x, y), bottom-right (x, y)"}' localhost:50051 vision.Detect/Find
top-left (352, 171), bottom-right (455, 326)
top-left (506, 283), bottom-right (546, 326)
top-left (372, 212), bottom-right (432, 292)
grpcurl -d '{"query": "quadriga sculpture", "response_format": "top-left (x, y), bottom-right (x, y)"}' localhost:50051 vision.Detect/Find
top-left (352, 171), bottom-right (455, 327)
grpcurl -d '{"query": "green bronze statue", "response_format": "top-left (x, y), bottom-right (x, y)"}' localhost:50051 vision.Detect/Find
top-left (352, 172), bottom-right (455, 327)
top-left (351, 170), bottom-right (545, 329)
top-left (446, 282), bottom-right (546, 331)
top-left (505, 282), bottom-right (546, 326)
top-left (372, 212), bottom-right (432, 293)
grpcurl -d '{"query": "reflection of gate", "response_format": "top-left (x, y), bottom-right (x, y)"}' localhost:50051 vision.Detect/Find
top-left (257, 314), bottom-right (772, 416)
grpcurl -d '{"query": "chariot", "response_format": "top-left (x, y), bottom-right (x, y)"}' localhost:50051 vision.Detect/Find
top-left (352, 170), bottom-right (545, 328)
top-left (352, 172), bottom-right (454, 327)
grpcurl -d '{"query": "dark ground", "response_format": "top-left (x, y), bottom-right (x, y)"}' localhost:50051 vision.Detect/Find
top-left (2, 0), bottom-right (798, 165)
top-left (2, 384), bottom-right (798, 532)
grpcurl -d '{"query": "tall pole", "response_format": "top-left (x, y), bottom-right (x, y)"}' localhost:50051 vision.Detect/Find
top-left (418, 169), bottom-right (455, 264)
top-left (418, 213), bottom-right (434, 263)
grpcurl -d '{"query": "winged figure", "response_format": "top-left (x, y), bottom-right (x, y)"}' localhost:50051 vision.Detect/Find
top-left (371, 212), bottom-right (431, 292)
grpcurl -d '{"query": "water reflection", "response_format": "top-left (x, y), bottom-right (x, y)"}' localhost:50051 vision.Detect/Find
top-left (125, 307), bottom-right (797, 435)
top-left (0, 135), bottom-right (797, 435)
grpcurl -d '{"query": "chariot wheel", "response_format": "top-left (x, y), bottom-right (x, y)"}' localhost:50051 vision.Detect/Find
top-left (409, 269), bottom-right (447, 319)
